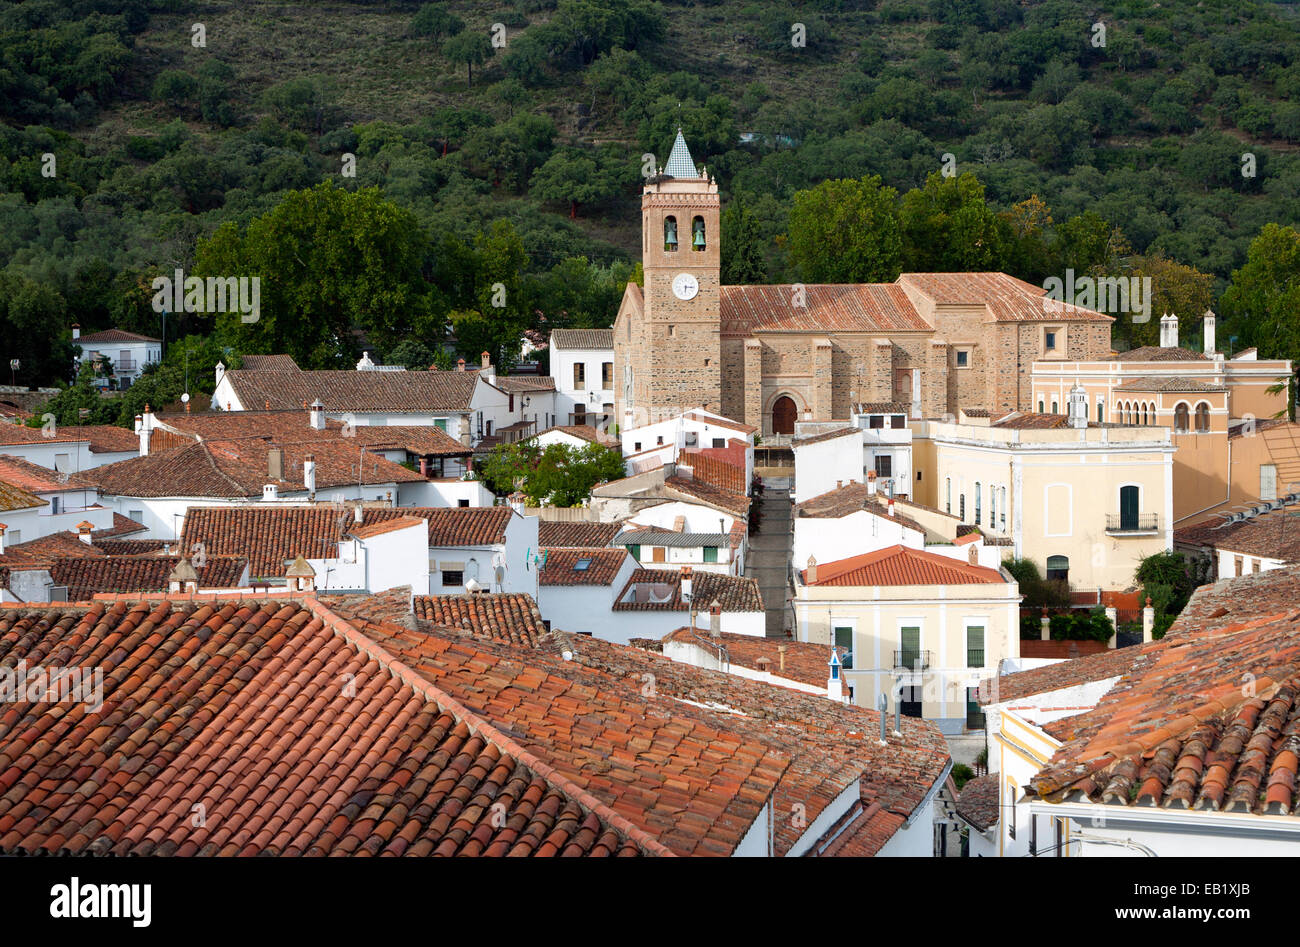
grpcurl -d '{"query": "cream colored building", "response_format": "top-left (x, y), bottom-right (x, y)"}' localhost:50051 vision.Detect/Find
top-left (930, 392), bottom-right (1174, 592)
top-left (793, 544), bottom-right (1020, 734)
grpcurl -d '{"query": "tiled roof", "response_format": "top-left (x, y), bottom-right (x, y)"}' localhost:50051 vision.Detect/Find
top-left (0, 425), bottom-right (83, 446)
top-left (853, 402), bottom-right (910, 415)
top-left (220, 368), bottom-right (479, 412)
top-left (979, 647), bottom-right (1141, 705)
top-left (538, 547), bottom-right (630, 587)
top-left (664, 475), bottom-right (750, 518)
top-left (792, 427), bottom-right (861, 447)
top-left (536, 424), bottom-right (619, 447)
top-left (613, 568), bottom-right (763, 612)
top-left (616, 528), bottom-right (731, 548)
top-left (537, 521), bottom-right (621, 548)
top-left (413, 593), bottom-right (548, 647)
top-left (661, 628), bottom-right (842, 689)
top-left (0, 531), bottom-right (106, 567)
top-left (0, 598), bottom-right (660, 856)
top-left (1174, 506), bottom-right (1300, 563)
top-left (494, 375), bottom-right (556, 393)
top-left (990, 411), bottom-right (1069, 429)
top-left (348, 514), bottom-right (427, 540)
top-left (182, 506), bottom-right (515, 579)
top-left (680, 449), bottom-right (746, 495)
top-left (0, 455), bottom-right (93, 493)
top-left (46, 555), bottom-right (247, 599)
top-left (955, 774), bottom-right (1000, 831)
top-left (802, 545), bottom-right (1006, 587)
top-left (899, 272), bottom-right (1112, 323)
top-left (94, 539), bottom-right (172, 556)
top-left (90, 512), bottom-right (149, 539)
top-left (0, 480), bottom-right (45, 513)
top-left (150, 411), bottom-right (472, 457)
top-left (76, 328), bottom-right (160, 343)
top-left (720, 284), bottom-right (931, 335)
top-left (83, 439), bottom-right (424, 498)
top-left (1114, 376), bottom-right (1226, 392)
top-left (794, 482), bottom-right (926, 534)
top-left (681, 411), bottom-right (757, 436)
top-left (360, 618), bottom-right (951, 856)
top-left (1027, 567), bottom-right (1300, 814)
top-left (70, 424), bottom-right (139, 453)
top-left (238, 354), bottom-right (300, 371)
top-left (548, 328), bottom-right (613, 350)
top-left (1113, 346), bottom-right (1210, 362)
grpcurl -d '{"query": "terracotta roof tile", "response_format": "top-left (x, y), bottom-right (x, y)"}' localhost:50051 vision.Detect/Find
top-left (795, 483), bottom-right (927, 533)
top-left (1113, 346), bottom-right (1210, 362)
top-left (0, 455), bottom-right (93, 492)
top-left (661, 629), bottom-right (842, 689)
top-left (613, 568), bottom-right (763, 612)
top-left (221, 367), bottom-right (479, 413)
top-left (537, 521), bottom-right (621, 548)
top-left (979, 647), bottom-right (1140, 705)
top-left (76, 328), bottom-right (159, 343)
top-left (46, 555), bottom-right (247, 599)
top-left (802, 545), bottom-right (1005, 587)
top-left (0, 425), bottom-right (83, 446)
top-left (955, 774), bottom-right (1000, 831)
top-left (0, 480), bottom-right (45, 513)
top-left (549, 329), bottom-right (613, 349)
top-left (664, 476), bottom-right (749, 518)
top-left (792, 427), bottom-right (861, 447)
top-left (1114, 376), bottom-right (1226, 392)
top-left (899, 272), bottom-right (1113, 323)
top-left (413, 593), bottom-right (549, 646)
top-left (539, 547), bottom-right (630, 587)
top-left (720, 284), bottom-right (930, 335)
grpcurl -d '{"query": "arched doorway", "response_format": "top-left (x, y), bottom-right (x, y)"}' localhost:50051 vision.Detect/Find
top-left (772, 395), bottom-right (797, 434)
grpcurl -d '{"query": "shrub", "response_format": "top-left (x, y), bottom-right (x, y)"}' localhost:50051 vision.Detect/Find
top-left (952, 763), bottom-right (975, 790)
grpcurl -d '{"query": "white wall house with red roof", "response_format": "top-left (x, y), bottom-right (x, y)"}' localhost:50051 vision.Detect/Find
top-left (794, 545), bottom-right (1020, 734)
top-left (618, 407), bottom-right (756, 463)
top-left (549, 328), bottom-right (616, 431)
top-left (73, 326), bottom-right (161, 389)
top-left (428, 508), bottom-right (539, 596)
top-left (535, 548), bottom-right (638, 637)
top-left (304, 516), bottom-right (429, 596)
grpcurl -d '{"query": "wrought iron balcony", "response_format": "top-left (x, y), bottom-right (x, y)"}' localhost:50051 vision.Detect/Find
top-left (1105, 513), bottom-right (1160, 534)
top-left (893, 649), bottom-right (931, 671)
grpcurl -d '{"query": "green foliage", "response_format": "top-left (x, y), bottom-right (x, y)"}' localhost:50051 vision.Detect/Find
top-left (1222, 224), bottom-right (1300, 386)
top-left (477, 441), bottom-right (626, 506)
top-left (721, 195), bottom-right (767, 284)
top-left (410, 5), bottom-right (465, 38)
top-left (900, 172), bottom-right (1010, 272)
top-left (1136, 551), bottom-right (1198, 640)
top-left (1049, 607), bottom-right (1114, 643)
top-left (1002, 556), bottom-right (1070, 610)
top-left (787, 176), bottom-right (902, 282)
top-left (951, 763), bottom-right (975, 790)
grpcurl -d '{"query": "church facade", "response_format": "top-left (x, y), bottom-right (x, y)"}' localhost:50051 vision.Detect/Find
top-left (613, 133), bottom-right (1114, 436)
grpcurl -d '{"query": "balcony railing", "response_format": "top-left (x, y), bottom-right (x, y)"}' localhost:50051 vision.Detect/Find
top-left (1105, 513), bottom-right (1160, 534)
top-left (893, 649), bottom-right (931, 671)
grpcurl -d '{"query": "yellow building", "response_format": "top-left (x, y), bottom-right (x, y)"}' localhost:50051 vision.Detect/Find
top-left (931, 392), bottom-right (1174, 592)
top-left (793, 543), bottom-right (1020, 735)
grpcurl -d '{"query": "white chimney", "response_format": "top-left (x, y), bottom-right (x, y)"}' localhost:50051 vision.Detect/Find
top-left (354, 504), bottom-right (363, 524)
top-left (680, 566), bottom-right (693, 604)
top-left (214, 360), bottom-right (225, 390)
top-left (827, 648), bottom-right (844, 702)
top-left (303, 453), bottom-right (316, 496)
top-left (1159, 313), bottom-right (1179, 348)
top-left (76, 521), bottom-right (94, 545)
top-left (1067, 383), bottom-right (1088, 429)
top-left (309, 399), bottom-right (325, 430)
top-left (1203, 309), bottom-right (1216, 356)
top-left (887, 497), bottom-right (895, 516)
top-left (709, 600), bottom-right (722, 637)
top-left (508, 491), bottom-right (526, 513)
top-left (867, 470), bottom-right (877, 496)
top-left (805, 556), bottom-right (818, 584)
top-left (263, 484), bottom-right (278, 501)
top-left (135, 414), bottom-right (149, 456)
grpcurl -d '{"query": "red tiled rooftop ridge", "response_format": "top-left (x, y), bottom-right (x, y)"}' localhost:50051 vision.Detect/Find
top-left (802, 545), bottom-right (1005, 587)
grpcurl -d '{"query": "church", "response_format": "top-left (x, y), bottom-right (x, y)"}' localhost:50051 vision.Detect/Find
top-left (612, 132), bottom-right (1114, 436)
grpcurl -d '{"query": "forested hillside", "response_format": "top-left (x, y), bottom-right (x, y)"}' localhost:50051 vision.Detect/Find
top-left (4, 0), bottom-right (1300, 423)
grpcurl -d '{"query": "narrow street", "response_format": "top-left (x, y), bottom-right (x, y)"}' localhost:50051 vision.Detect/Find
top-left (745, 477), bottom-right (793, 638)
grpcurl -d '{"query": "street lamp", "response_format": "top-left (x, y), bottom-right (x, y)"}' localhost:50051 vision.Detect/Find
top-left (8, 359), bottom-right (18, 386)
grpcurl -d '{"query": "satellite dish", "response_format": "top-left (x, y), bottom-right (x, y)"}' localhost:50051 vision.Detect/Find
top-left (181, 393), bottom-right (190, 403)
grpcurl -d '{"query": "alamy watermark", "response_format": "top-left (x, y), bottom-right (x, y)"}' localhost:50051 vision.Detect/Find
top-left (151, 268), bottom-right (260, 323)
top-left (1, 660), bottom-right (104, 713)
top-left (1043, 269), bottom-right (1153, 323)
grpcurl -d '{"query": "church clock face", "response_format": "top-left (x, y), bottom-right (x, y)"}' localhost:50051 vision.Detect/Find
top-left (672, 272), bottom-right (699, 301)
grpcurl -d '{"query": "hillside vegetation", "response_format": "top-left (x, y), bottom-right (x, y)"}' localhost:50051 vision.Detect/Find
top-left (4, 0), bottom-right (1300, 417)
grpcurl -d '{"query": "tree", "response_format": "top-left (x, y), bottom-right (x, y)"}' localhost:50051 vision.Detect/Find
top-left (900, 171), bottom-right (1010, 273)
top-left (721, 196), bottom-right (768, 284)
top-left (787, 175), bottom-right (902, 283)
top-left (410, 4), bottom-right (465, 38)
top-left (1221, 224), bottom-right (1300, 399)
top-left (387, 339), bottom-right (438, 371)
top-left (477, 441), bottom-right (626, 505)
top-left (1136, 551), bottom-right (1196, 639)
top-left (193, 182), bottom-right (436, 366)
top-left (1118, 254), bottom-right (1214, 349)
top-left (443, 31), bottom-right (492, 87)
top-left (529, 148), bottom-right (617, 218)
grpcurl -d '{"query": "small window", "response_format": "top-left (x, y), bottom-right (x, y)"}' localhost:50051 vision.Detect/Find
top-left (458, 498), bottom-right (470, 508)
top-left (1195, 402), bottom-right (1210, 433)
top-left (1045, 330), bottom-right (1057, 351)
top-left (875, 455), bottom-right (892, 478)
top-left (869, 415), bottom-right (884, 429)
top-left (1051, 400), bottom-right (1059, 414)
top-left (573, 558), bottom-right (592, 571)
top-left (691, 215), bottom-right (706, 251)
top-left (703, 546), bottom-right (718, 563)
top-left (946, 478), bottom-right (951, 514)
top-left (1096, 400), bottom-right (1104, 423)
top-left (974, 482), bottom-right (981, 525)
top-left (129, 510), bottom-right (144, 523)
top-left (955, 350), bottom-right (969, 368)
top-left (834, 626), bottom-right (854, 670)
top-left (1046, 555), bottom-right (1069, 583)
top-left (667, 325), bottom-right (675, 337)
top-left (573, 363), bottom-right (585, 390)
top-left (890, 415), bottom-right (906, 428)
top-left (626, 544), bottom-right (641, 560)
top-left (959, 494), bottom-right (966, 520)
top-left (712, 437), bottom-right (726, 448)
top-left (602, 362), bottom-right (613, 388)
top-left (664, 215), bottom-right (678, 251)
top-left (967, 626), bottom-right (985, 668)
top-left (442, 570), bottom-right (463, 587)
top-left (434, 418), bottom-right (447, 432)
top-left (1038, 399), bottom-right (1045, 413)
top-left (634, 441), bottom-right (642, 452)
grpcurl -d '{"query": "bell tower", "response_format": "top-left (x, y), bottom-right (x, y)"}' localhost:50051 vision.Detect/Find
top-left (617, 130), bottom-right (722, 429)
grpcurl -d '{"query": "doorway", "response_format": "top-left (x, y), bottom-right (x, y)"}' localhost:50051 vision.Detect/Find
top-left (772, 395), bottom-right (797, 434)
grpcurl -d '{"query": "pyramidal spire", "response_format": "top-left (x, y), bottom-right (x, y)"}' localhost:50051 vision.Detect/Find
top-left (663, 128), bottom-right (699, 178)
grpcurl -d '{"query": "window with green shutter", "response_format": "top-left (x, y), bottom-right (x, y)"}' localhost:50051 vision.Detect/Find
top-left (626, 544), bottom-right (640, 561)
top-left (967, 626), bottom-right (985, 668)
top-left (834, 626), bottom-right (854, 669)
top-left (703, 546), bottom-right (718, 563)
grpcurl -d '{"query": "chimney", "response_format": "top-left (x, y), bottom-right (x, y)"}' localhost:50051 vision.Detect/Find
top-left (805, 556), bottom-right (817, 584)
top-left (481, 351), bottom-right (491, 370)
top-left (777, 643), bottom-right (787, 673)
top-left (867, 470), bottom-right (877, 496)
top-left (887, 497), bottom-right (895, 516)
top-left (303, 453), bottom-right (316, 496)
top-left (76, 521), bottom-right (94, 545)
top-left (1159, 312), bottom-right (1179, 348)
top-left (71, 323), bottom-right (80, 340)
top-left (836, 480), bottom-right (843, 490)
top-left (755, 656), bottom-right (771, 678)
top-left (354, 504), bottom-right (363, 524)
top-left (827, 648), bottom-right (843, 702)
top-left (878, 693), bottom-right (888, 742)
top-left (214, 360), bottom-right (225, 389)
top-left (680, 566), bottom-right (693, 604)
top-left (709, 600), bottom-right (722, 637)
top-left (309, 399), bottom-right (325, 430)
top-left (267, 447), bottom-right (283, 482)
top-left (1203, 309), bottom-right (1216, 356)
top-left (418, 457), bottom-right (428, 478)
top-left (135, 414), bottom-right (149, 456)
top-left (168, 557), bottom-right (199, 594)
top-left (0, 523), bottom-right (6, 555)
top-left (508, 491), bottom-right (526, 513)
top-left (263, 484), bottom-right (279, 502)
top-left (456, 358), bottom-right (466, 371)
top-left (285, 555), bottom-right (316, 592)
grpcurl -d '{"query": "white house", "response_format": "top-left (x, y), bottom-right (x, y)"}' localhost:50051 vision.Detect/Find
top-left (73, 327), bottom-right (161, 389)
top-left (0, 456), bottom-right (115, 544)
top-left (619, 407), bottom-right (757, 467)
top-left (604, 565), bottom-right (765, 643)
top-left (535, 546), bottom-right (638, 636)
top-left (549, 328), bottom-right (615, 431)
top-left (300, 515), bottom-right (429, 596)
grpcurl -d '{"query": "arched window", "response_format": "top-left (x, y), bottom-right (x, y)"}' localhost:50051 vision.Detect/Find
top-left (1173, 402), bottom-right (1189, 432)
top-left (1097, 399), bottom-right (1104, 423)
top-left (1038, 399), bottom-right (1045, 414)
top-left (691, 215), bottom-right (706, 251)
top-left (1051, 399), bottom-right (1059, 414)
top-left (990, 486), bottom-right (997, 529)
top-left (1120, 402), bottom-right (1128, 424)
top-left (1046, 555), bottom-right (1069, 584)
top-left (959, 493), bottom-right (966, 521)
top-left (975, 482), bottom-right (982, 525)
top-left (1140, 404), bottom-right (1148, 426)
top-left (664, 215), bottom-right (678, 252)
top-left (1000, 486), bottom-right (1007, 529)
top-left (1195, 402), bottom-right (1210, 432)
